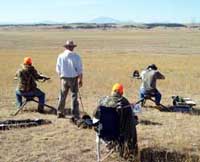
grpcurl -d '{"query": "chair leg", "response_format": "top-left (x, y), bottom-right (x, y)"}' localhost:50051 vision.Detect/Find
top-left (96, 135), bottom-right (116, 162)
top-left (96, 133), bottom-right (100, 162)
top-left (13, 100), bottom-right (28, 116)
top-left (96, 134), bottom-right (100, 162)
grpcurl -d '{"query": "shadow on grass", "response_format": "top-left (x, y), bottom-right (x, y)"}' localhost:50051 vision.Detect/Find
top-left (139, 119), bottom-right (162, 126)
top-left (145, 104), bottom-right (200, 116)
top-left (159, 106), bottom-right (200, 116)
top-left (22, 108), bottom-right (57, 115)
top-left (191, 108), bottom-right (200, 116)
top-left (140, 147), bottom-right (200, 162)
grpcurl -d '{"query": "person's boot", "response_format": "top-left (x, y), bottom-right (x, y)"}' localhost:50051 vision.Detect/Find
top-left (38, 105), bottom-right (44, 113)
top-left (57, 113), bottom-right (65, 118)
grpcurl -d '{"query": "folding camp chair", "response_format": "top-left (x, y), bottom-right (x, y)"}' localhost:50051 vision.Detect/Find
top-left (14, 96), bottom-right (57, 116)
top-left (95, 106), bottom-right (120, 162)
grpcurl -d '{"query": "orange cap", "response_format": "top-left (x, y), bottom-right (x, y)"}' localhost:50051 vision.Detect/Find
top-left (23, 57), bottom-right (32, 65)
top-left (112, 83), bottom-right (123, 95)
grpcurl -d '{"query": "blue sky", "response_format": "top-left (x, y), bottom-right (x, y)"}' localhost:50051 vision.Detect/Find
top-left (0, 0), bottom-right (200, 23)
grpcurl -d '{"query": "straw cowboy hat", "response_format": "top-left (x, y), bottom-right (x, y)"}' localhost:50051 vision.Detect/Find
top-left (63, 40), bottom-right (77, 48)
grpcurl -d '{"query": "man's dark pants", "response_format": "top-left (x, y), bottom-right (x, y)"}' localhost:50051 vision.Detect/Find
top-left (57, 77), bottom-right (79, 118)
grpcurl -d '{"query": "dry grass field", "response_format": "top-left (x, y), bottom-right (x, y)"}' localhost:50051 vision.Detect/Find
top-left (0, 27), bottom-right (200, 162)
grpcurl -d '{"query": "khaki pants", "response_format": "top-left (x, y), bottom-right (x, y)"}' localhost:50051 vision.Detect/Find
top-left (57, 77), bottom-right (79, 118)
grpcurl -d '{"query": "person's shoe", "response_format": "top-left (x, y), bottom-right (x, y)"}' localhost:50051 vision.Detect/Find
top-left (70, 116), bottom-right (80, 125)
top-left (38, 109), bottom-right (45, 113)
top-left (38, 105), bottom-right (45, 113)
top-left (57, 113), bottom-right (65, 118)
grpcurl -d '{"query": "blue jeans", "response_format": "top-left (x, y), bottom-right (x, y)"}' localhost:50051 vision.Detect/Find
top-left (139, 88), bottom-right (161, 105)
top-left (15, 88), bottom-right (45, 108)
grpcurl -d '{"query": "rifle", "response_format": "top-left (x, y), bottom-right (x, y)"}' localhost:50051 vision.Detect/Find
top-left (39, 74), bottom-right (51, 82)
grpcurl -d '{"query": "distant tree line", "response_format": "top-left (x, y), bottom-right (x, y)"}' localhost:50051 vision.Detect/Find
top-left (60, 23), bottom-right (198, 29)
top-left (61, 23), bottom-right (117, 29)
top-left (0, 23), bottom-right (200, 30)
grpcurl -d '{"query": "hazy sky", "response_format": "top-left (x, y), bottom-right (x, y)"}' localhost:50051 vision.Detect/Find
top-left (0, 0), bottom-right (200, 23)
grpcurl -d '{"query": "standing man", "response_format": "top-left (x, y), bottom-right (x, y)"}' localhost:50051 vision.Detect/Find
top-left (56, 40), bottom-right (83, 119)
top-left (15, 57), bottom-right (49, 113)
top-left (139, 64), bottom-right (165, 106)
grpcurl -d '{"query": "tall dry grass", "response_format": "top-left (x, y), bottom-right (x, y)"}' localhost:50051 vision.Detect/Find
top-left (0, 28), bottom-right (200, 162)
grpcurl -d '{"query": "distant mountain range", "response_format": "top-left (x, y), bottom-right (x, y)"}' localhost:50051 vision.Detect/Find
top-left (0, 17), bottom-right (121, 25)
top-left (89, 17), bottom-right (121, 24)
top-left (0, 17), bottom-right (199, 27)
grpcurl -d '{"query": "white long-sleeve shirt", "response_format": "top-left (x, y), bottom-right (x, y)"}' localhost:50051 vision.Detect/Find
top-left (56, 49), bottom-right (83, 78)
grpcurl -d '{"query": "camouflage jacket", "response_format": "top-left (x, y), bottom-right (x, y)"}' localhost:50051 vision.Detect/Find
top-left (16, 65), bottom-right (44, 92)
top-left (94, 92), bottom-right (130, 118)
